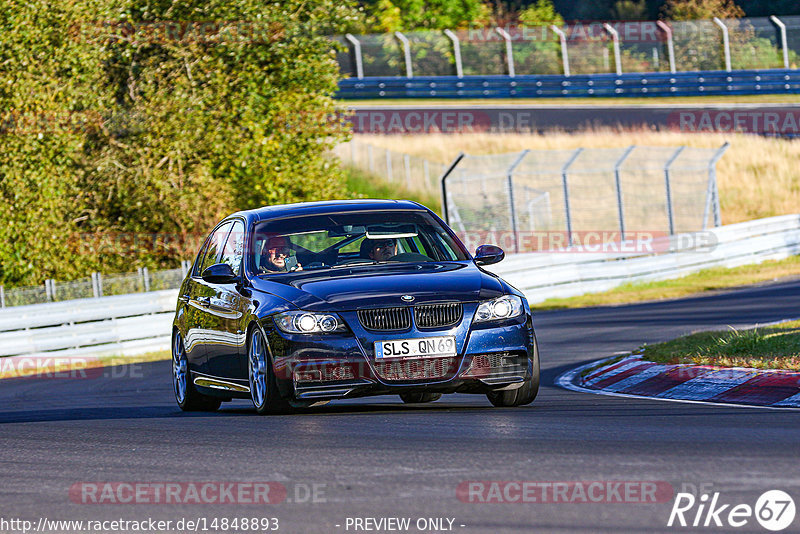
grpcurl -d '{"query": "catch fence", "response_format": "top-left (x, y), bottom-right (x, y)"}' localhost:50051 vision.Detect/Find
top-left (441, 144), bottom-right (728, 253)
top-left (334, 17), bottom-right (800, 79)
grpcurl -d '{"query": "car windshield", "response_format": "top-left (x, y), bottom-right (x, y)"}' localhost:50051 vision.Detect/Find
top-left (250, 210), bottom-right (469, 274)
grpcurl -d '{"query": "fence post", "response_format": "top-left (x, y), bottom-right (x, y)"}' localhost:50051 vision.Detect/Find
top-left (394, 31), bottom-right (413, 78)
top-left (344, 33), bottom-right (364, 79)
top-left (656, 21), bottom-right (676, 74)
top-left (713, 17), bottom-right (732, 72)
top-left (664, 146), bottom-right (685, 235)
top-left (440, 152), bottom-right (466, 225)
top-left (770, 16), bottom-right (790, 69)
top-left (603, 23), bottom-right (623, 76)
top-left (561, 148), bottom-right (583, 248)
top-left (180, 260), bottom-right (189, 279)
top-left (91, 272), bottom-right (99, 298)
top-left (423, 159), bottom-right (430, 188)
top-left (45, 279), bottom-right (56, 302)
top-left (506, 150), bottom-right (530, 254)
top-left (550, 25), bottom-right (570, 76)
top-left (367, 144), bottom-right (374, 173)
top-left (0, 285), bottom-right (4, 308)
top-left (403, 154), bottom-right (412, 187)
top-left (143, 267), bottom-right (151, 292)
top-left (495, 27), bottom-right (515, 77)
top-left (708, 142), bottom-right (729, 228)
top-left (97, 272), bottom-right (104, 297)
top-left (443, 29), bottom-right (463, 78)
top-left (386, 150), bottom-right (393, 181)
top-left (614, 146), bottom-right (636, 241)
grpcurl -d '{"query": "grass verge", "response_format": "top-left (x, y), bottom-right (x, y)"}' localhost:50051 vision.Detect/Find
top-left (640, 320), bottom-right (800, 371)
top-left (344, 165), bottom-right (442, 215)
top-left (535, 255), bottom-right (800, 310)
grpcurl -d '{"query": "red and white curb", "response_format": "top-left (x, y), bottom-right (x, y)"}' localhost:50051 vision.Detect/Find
top-left (557, 354), bottom-right (800, 409)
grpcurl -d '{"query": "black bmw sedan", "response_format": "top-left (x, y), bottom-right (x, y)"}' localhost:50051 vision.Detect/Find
top-left (172, 200), bottom-right (540, 414)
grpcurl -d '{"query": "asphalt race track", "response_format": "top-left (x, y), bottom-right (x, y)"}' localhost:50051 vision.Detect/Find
top-left (1, 279), bottom-right (799, 533)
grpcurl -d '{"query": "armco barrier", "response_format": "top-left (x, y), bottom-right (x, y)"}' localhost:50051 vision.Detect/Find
top-left (486, 214), bottom-right (800, 304)
top-left (0, 216), bottom-right (797, 361)
top-left (0, 290), bottom-right (177, 360)
top-left (338, 69), bottom-right (800, 99)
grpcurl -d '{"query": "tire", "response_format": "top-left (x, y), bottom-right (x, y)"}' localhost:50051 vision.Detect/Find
top-left (399, 392), bottom-right (442, 404)
top-left (248, 327), bottom-right (293, 415)
top-left (172, 330), bottom-right (221, 412)
top-left (486, 335), bottom-right (540, 408)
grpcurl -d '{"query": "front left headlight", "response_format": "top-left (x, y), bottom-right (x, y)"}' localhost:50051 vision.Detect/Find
top-left (474, 295), bottom-right (524, 323)
top-left (274, 311), bottom-right (348, 334)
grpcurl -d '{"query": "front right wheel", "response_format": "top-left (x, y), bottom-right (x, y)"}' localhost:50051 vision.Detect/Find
top-left (249, 328), bottom-right (292, 415)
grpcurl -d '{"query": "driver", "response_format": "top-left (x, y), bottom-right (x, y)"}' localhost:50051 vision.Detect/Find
top-left (364, 238), bottom-right (397, 262)
top-left (259, 236), bottom-right (302, 273)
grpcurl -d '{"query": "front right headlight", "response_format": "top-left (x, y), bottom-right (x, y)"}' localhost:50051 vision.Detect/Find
top-left (274, 311), bottom-right (348, 334)
top-left (474, 295), bottom-right (524, 323)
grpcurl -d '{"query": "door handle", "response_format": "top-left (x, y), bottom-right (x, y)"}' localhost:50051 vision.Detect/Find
top-left (197, 296), bottom-right (211, 307)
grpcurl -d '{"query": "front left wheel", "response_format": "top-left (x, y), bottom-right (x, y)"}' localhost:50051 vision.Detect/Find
top-left (172, 330), bottom-right (221, 412)
top-left (486, 334), bottom-right (540, 408)
top-left (249, 328), bottom-right (292, 415)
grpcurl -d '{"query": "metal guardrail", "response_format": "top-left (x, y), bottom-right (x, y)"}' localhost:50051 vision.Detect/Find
top-left (338, 69), bottom-right (800, 99)
top-left (0, 290), bottom-right (177, 359)
top-left (487, 214), bottom-right (800, 304)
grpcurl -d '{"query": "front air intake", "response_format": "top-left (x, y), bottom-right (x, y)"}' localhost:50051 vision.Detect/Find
top-left (357, 307), bottom-right (412, 331)
top-left (414, 302), bottom-right (463, 329)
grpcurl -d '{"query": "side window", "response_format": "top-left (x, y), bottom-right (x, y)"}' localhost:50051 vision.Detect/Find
top-left (192, 236), bottom-right (212, 277)
top-left (198, 221), bottom-right (233, 276)
top-left (220, 220), bottom-right (245, 276)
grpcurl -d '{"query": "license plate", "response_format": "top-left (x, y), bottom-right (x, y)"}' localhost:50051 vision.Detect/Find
top-left (374, 336), bottom-right (456, 359)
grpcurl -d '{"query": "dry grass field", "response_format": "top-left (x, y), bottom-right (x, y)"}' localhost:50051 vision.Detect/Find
top-left (356, 131), bottom-right (800, 225)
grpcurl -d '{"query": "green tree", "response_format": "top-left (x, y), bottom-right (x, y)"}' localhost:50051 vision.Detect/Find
top-left (363, 0), bottom-right (491, 32)
top-left (518, 0), bottom-right (564, 26)
top-left (661, 0), bottom-right (745, 20)
top-left (0, 0), bottom-right (359, 286)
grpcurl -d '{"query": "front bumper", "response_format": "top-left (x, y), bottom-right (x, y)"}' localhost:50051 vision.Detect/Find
top-left (265, 311), bottom-right (535, 402)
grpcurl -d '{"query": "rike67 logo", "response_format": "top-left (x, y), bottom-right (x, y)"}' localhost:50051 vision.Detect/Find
top-left (668, 490), bottom-right (796, 531)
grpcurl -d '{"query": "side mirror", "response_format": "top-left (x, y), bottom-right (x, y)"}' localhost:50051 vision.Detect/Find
top-left (201, 263), bottom-right (237, 284)
top-left (474, 244), bottom-right (505, 266)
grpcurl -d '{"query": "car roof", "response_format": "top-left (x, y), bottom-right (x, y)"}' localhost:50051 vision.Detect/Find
top-left (230, 199), bottom-right (430, 223)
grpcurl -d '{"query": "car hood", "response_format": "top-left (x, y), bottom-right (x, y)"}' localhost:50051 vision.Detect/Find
top-left (251, 262), bottom-right (505, 312)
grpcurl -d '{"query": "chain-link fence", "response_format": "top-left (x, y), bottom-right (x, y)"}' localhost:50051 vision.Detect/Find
top-left (442, 144), bottom-right (728, 253)
top-left (0, 263), bottom-right (191, 308)
top-left (335, 17), bottom-right (800, 78)
top-left (334, 139), bottom-right (447, 193)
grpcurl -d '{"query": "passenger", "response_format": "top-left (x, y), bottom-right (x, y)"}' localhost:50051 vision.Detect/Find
top-left (260, 236), bottom-right (302, 272)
